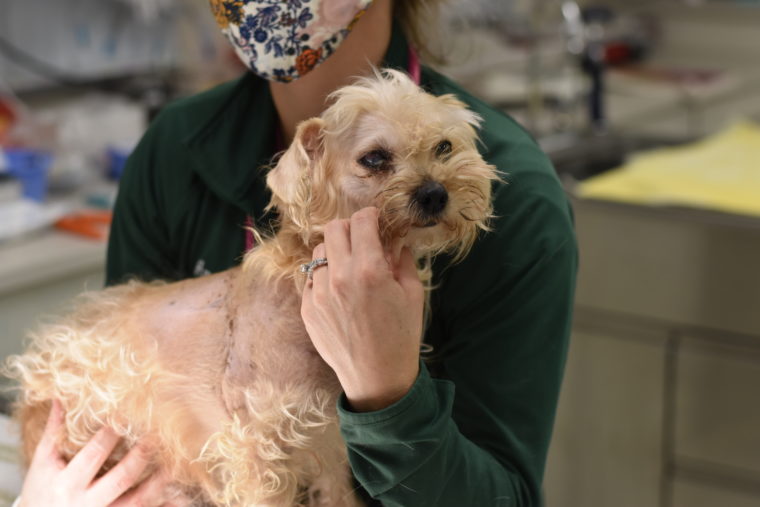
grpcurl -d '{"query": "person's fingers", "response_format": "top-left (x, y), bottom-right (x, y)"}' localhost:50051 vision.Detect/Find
top-left (324, 219), bottom-right (351, 262)
top-left (349, 207), bottom-right (387, 271)
top-left (311, 241), bottom-right (327, 261)
top-left (386, 236), bottom-right (405, 268)
top-left (63, 426), bottom-right (121, 489)
top-left (32, 400), bottom-right (66, 466)
top-left (309, 243), bottom-right (329, 292)
top-left (89, 443), bottom-right (151, 506)
top-left (301, 269), bottom-right (314, 304)
top-left (324, 219), bottom-right (352, 290)
top-left (396, 247), bottom-right (424, 300)
top-left (301, 245), bottom-right (317, 320)
top-left (107, 466), bottom-right (169, 507)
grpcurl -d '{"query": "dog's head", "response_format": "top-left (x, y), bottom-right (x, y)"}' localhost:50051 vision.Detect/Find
top-left (267, 69), bottom-right (499, 261)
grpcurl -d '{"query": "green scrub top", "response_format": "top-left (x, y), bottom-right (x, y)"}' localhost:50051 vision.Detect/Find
top-left (107, 22), bottom-right (577, 507)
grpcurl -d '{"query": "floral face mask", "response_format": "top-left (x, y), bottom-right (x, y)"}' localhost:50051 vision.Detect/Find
top-left (210, 0), bottom-right (373, 83)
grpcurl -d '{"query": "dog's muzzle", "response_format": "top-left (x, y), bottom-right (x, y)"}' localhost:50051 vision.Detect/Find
top-left (412, 180), bottom-right (448, 222)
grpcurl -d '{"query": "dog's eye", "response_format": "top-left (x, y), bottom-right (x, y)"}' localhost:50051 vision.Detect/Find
top-left (358, 150), bottom-right (391, 172)
top-left (436, 140), bottom-right (453, 157)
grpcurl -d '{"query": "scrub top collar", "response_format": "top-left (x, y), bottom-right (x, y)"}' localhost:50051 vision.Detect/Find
top-left (181, 19), bottom-right (411, 223)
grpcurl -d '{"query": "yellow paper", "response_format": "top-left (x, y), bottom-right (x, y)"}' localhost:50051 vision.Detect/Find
top-left (577, 121), bottom-right (760, 217)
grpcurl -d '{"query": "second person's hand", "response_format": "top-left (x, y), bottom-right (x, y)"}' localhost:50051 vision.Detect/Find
top-left (19, 400), bottom-right (177, 507)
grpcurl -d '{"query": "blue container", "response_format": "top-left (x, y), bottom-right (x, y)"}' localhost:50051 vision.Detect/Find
top-left (106, 146), bottom-right (131, 181)
top-left (5, 149), bottom-right (53, 202)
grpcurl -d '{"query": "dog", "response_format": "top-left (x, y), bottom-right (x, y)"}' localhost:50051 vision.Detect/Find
top-left (4, 69), bottom-right (498, 506)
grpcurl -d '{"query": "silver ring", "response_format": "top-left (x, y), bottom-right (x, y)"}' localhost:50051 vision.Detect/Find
top-left (300, 257), bottom-right (328, 280)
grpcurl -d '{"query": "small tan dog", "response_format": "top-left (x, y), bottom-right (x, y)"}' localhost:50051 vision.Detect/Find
top-left (5, 69), bottom-right (498, 506)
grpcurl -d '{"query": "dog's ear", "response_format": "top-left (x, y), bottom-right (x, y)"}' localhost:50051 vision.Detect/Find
top-left (267, 118), bottom-right (325, 207)
top-left (437, 94), bottom-right (482, 129)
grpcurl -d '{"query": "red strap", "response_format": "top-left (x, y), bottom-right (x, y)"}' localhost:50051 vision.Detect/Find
top-left (244, 215), bottom-right (255, 252)
top-left (408, 46), bottom-right (421, 85)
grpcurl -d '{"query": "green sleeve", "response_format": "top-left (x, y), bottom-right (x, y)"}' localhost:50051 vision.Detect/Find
top-left (105, 112), bottom-right (182, 286)
top-left (337, 168), bottom-right (578, 506)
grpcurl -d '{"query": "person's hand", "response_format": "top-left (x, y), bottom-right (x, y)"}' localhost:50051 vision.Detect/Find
top-left (301, 207), bottom-right (425, 412)
top-left (19, 400), bottom-right (176, 507)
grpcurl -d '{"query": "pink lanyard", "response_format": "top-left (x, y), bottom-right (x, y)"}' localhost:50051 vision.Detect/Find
top-left (245, 48), bottom-right (421, 252)
top-left (407, 46), bottom-right (421, 86)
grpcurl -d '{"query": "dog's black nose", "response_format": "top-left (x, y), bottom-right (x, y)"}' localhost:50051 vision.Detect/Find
top-left (413, 180), bottom-right (448, 216)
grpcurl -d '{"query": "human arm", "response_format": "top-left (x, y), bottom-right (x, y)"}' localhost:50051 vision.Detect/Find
top-left (300, 207), bottom-right (424, 412)
top-left (105, 91), bottom-right (265, 285)
top-left (105, 113), bottom-right (182, 286)
top-left (304, 174), bottom-right (577, 506)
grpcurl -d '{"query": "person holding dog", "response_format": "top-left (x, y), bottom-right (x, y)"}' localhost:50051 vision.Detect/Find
top-left (21, 0), bottom-right (576, 505)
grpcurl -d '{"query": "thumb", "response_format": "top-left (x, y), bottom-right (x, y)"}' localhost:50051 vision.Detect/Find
top-left (33, 400), bottom-right (65, 466)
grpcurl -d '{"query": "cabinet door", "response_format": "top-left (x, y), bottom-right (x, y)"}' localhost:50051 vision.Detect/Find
top-left (544, 325), bottom-right (667, 507)
top-left (675, 336), bottom-right (760, 475)
top-left (573, 199), bottom-right (760, 337)
top-left (672, 478), bottom-right (760, 507)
